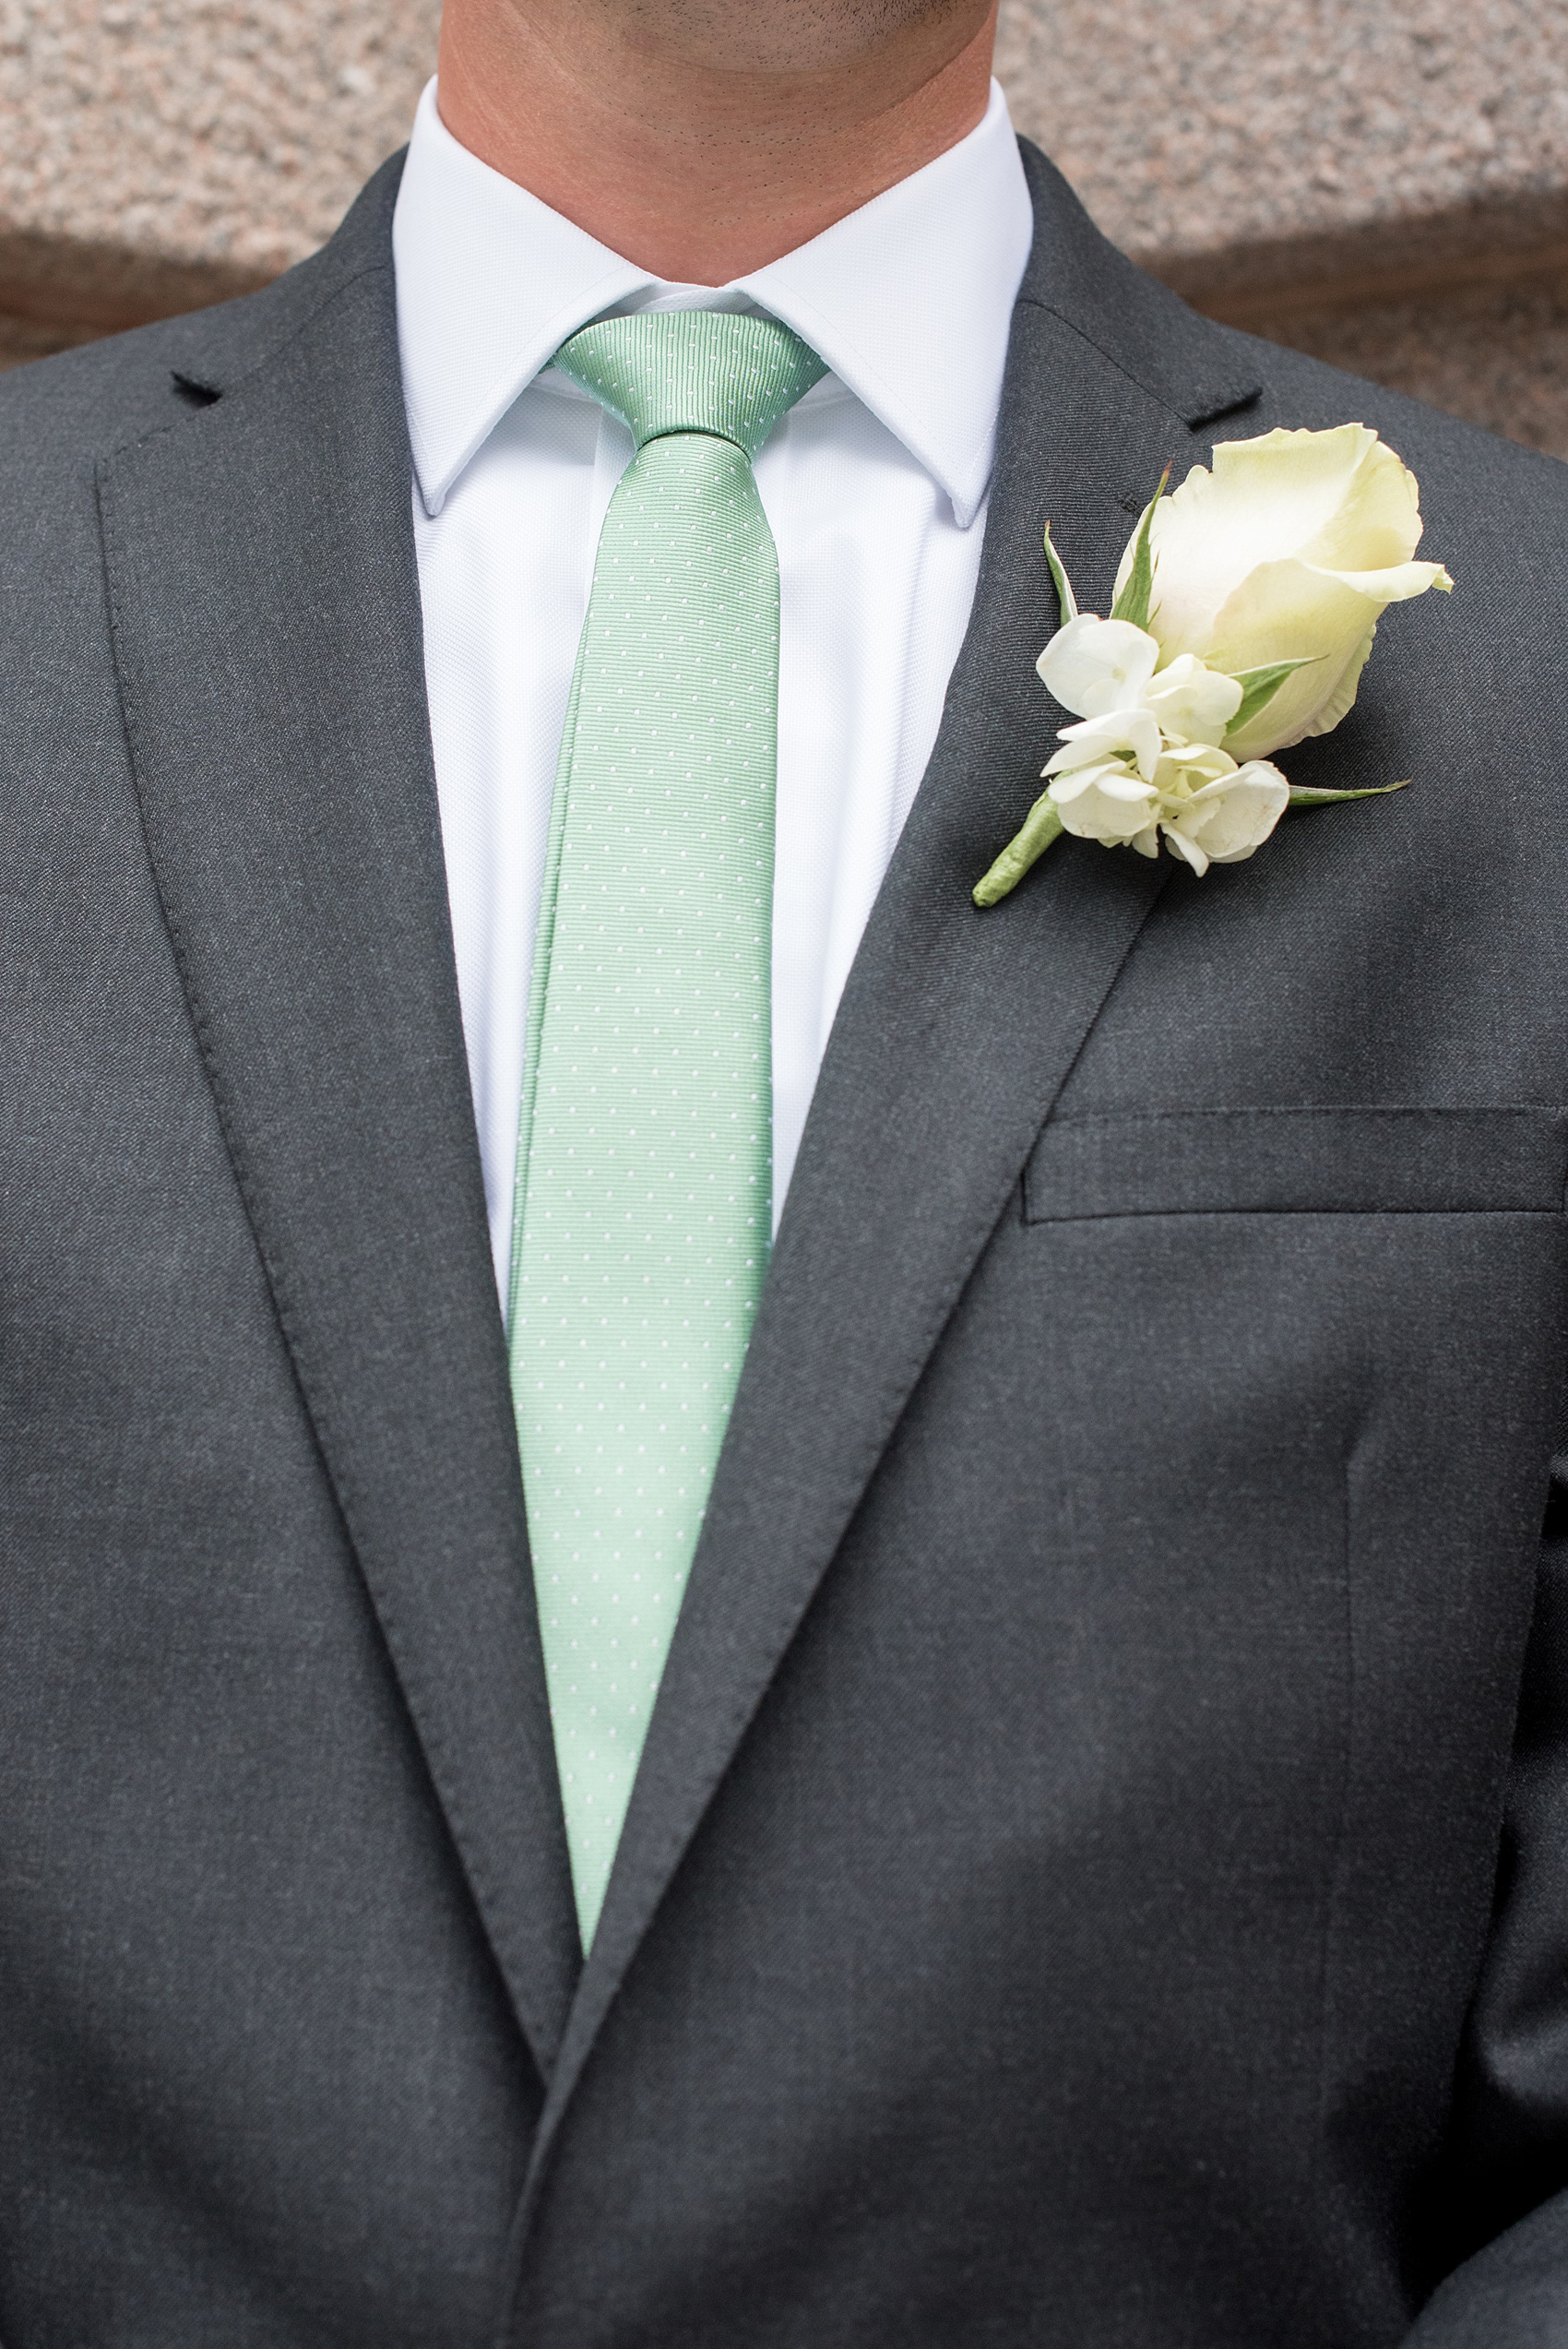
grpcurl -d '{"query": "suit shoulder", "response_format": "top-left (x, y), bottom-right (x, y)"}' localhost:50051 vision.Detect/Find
top-left (0, 312), bottom-right (218, 467)
top-left (0, 256), bottom-right (377, 483)
top-left (0, 149), bottom-right (403, 492)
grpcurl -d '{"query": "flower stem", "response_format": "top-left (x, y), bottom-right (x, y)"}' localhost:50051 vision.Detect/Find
top-left (972, 793), bottom-right (1065, 907)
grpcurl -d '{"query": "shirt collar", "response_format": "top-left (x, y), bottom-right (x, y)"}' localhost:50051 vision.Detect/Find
top-left (393, 77), bottom-right (1034, 529)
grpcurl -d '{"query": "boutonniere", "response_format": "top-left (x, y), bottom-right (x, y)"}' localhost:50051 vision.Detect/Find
top-left (974, 423), bottom-right (1454, 905)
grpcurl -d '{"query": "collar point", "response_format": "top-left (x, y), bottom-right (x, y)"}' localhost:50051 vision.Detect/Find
top-left (410, 449), bottom-right (452, 517)
top-left (945, 471), bottom-right (991, 532)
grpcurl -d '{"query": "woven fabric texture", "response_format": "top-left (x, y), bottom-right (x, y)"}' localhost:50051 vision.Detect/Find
top-left (509, 311), bottom-right (826, 1943)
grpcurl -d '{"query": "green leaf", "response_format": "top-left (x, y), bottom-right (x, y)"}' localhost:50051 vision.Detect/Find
top-left (973, 793), bottom-right (1066, 907)
top-left (1110, 465), bottom-right (1170, 633)
top-left (1042, 523), bottom-right (1079, 630)
top-left (1286, 779), bottom-right (1412, 810)
top-left (1223, 656), bottom-right (1320, 741)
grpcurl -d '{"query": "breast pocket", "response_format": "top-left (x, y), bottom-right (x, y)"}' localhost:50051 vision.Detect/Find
top-left (1022, 1104), bottom-right (1568, 1222)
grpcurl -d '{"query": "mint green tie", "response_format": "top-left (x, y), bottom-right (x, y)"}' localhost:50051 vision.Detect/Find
top-left (508, 311), bottom-right (826, 1946)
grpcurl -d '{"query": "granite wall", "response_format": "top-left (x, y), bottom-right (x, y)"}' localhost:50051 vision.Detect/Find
top-left (2, 0), bottom-right (1564, 459)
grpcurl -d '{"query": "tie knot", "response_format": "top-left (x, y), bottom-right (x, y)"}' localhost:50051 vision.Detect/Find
top-left (552, 310), bottom-right (826, 462)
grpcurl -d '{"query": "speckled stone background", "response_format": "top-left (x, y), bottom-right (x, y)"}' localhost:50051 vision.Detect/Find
top-left (2, 0), bottom-right (1565, 458)
top-left (0, 0), bottom-right (443, 332)
top-left (994, 0), bottom-right (1568, 459)
top-left (999, 0), bottom-right (1567, 302)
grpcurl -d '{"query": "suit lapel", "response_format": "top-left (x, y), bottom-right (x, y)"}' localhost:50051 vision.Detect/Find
top-left (517, 145), bottom-right (1266, 2207)
top-left (96, 183), bottom-right (581, 2079)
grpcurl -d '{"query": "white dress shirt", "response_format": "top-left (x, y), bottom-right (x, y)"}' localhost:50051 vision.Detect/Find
top-left (392, 78), bottom-right (1033, 1299)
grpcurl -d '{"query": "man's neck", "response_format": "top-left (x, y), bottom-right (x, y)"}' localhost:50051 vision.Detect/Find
top-left (434, 0), bottom-right (1000, 285)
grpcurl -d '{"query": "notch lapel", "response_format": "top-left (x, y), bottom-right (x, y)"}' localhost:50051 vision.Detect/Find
top-left (96, 209), bottom-right (581, 2078)
top-left (513, 146), bottom-right (1266, 2225)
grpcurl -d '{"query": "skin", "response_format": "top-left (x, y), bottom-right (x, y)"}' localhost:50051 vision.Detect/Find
top-left (436, 0), bottom-right (1002, 283)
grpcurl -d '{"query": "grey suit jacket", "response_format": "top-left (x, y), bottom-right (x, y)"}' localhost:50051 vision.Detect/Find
top-left (3, 140), bottom-right (1568, 2349)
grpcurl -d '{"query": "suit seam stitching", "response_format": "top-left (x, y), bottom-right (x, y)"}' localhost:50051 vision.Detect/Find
top-left (1014, 292), bottom-right (1255, 431)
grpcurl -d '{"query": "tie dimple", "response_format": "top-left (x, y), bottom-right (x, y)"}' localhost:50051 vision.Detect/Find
top-left (552, 308), bottom-right (826, 459)
top-left (508, 309), bottom-right (826, 1948)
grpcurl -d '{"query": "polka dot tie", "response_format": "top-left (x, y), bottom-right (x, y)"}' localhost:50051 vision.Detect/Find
top-left (507, 312), bottom-right (826, 1946)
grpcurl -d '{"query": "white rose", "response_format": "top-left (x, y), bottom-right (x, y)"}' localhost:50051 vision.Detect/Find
top-left (1115, 423), bottom-right (1453, 760)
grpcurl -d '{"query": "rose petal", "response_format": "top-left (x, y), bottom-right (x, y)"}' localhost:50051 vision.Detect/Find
top-left (1106, 423), bottom-right (1451, 761)
top-left (1123, 426), bottom-right (1400, 660)
top-left (1203, 560), bottom-right (1385, 757)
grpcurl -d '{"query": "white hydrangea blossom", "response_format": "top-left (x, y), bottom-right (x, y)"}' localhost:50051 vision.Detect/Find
top-left (1038, 615), bottom-right (1288, 874)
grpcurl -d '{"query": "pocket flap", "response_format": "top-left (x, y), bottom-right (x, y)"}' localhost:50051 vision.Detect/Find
top-left (1023, 1106), bottom-right (1568, 1222)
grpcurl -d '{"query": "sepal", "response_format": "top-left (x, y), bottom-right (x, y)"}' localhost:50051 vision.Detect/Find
top-left (1224, 656), bottom-right (1321, 743)
top-left (1109, 468), bottom-right (1170, 633)
top-left (1286, 780), bottom-right (1411, 809)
